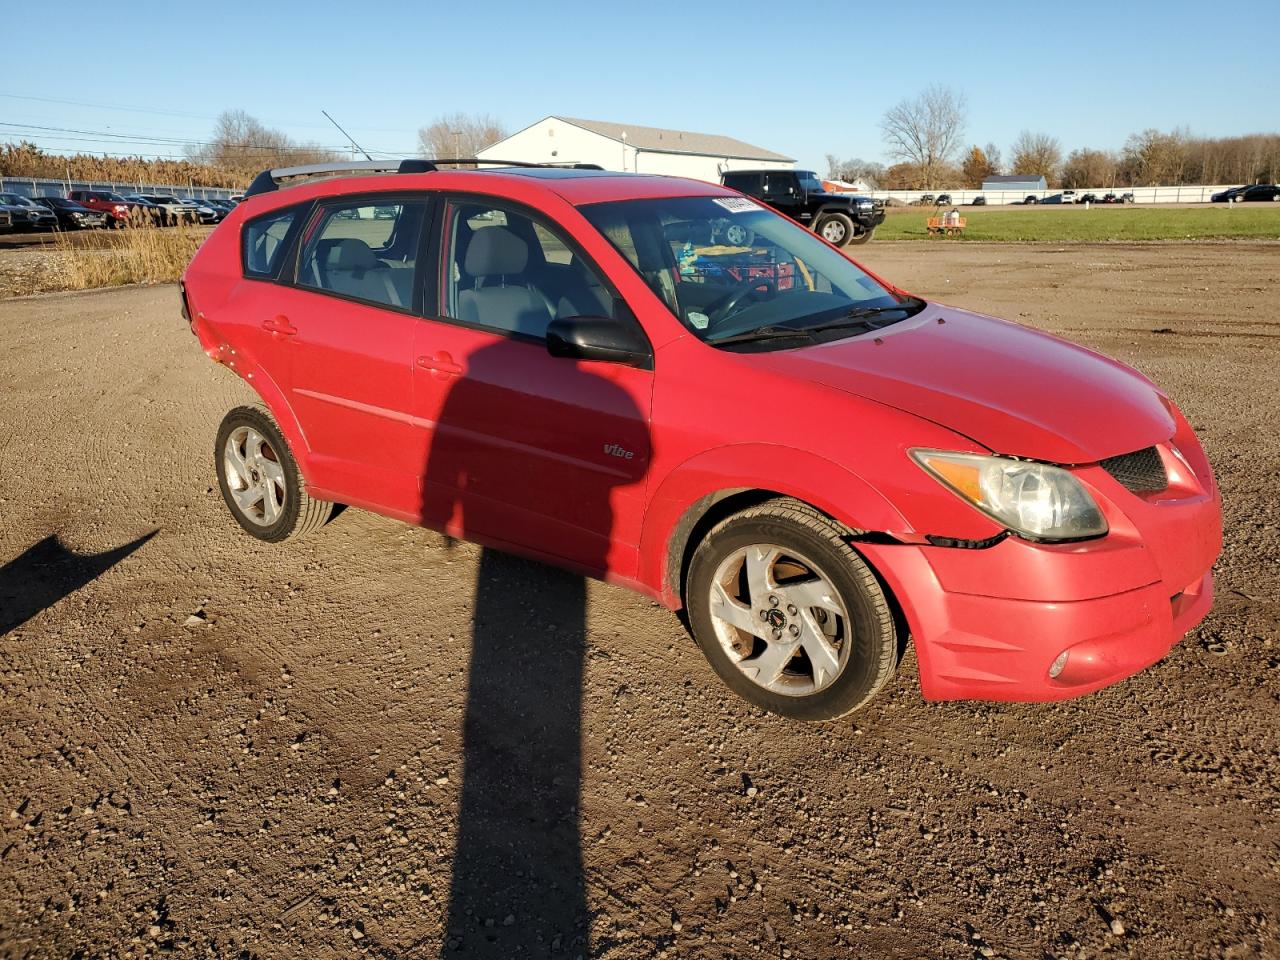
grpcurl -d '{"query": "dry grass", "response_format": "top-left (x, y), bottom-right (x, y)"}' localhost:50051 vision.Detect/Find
top-left (49, 223), bottom-right (209, 290)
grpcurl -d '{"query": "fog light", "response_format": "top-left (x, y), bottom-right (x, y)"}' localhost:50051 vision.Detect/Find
top-left (1048, 649), bottom-right (1070, 679)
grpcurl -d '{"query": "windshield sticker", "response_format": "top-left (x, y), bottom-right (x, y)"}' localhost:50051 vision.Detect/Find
top-left (712, 197), bottom-right (757, 214)
top-left (687, 311), bottom-right (711, 330)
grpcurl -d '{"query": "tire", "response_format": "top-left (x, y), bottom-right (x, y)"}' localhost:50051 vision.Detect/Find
top-left (846, 227), bottom-right (875, 245)
top-left (815, 213), bottom-right (854, 246)
top-left (685, 498), bottom-right (898, 720)
top-left (720, 222), bottom-right (755, 246)
top-left (214, 405), bottom-right (333, 542)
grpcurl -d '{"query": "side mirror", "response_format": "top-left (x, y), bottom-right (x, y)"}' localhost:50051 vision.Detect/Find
top-left (546, 314), bottom-right (652, 369)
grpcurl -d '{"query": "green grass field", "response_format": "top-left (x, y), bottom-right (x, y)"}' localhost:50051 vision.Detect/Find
top-left (875, 205), bottom-right (1280, 242)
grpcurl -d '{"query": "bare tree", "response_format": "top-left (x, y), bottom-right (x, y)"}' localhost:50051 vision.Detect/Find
top-left (1120, 128), bottom-right (1192, 185)
top-left (983, 141), bottom-right (1004, 175)
top-left (879, 85), bottom-right (967, 189)
top-left (824, 154), bottom-right (886, 187)
top-left (1061, 148), bottom-right (1118, 188)
top-left (1010, 131), bottom-right (1063, 184)
top-left (185, 110), bottom-right (337, 178)
top-left (417, 113), bottom-right (507, 163)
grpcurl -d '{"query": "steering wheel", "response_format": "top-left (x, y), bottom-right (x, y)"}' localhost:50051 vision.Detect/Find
top-left (706, 276), bottom-right (777, 329)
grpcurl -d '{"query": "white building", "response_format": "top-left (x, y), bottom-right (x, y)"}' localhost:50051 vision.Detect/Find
top-left (477, 116), bottom-right (794, 184)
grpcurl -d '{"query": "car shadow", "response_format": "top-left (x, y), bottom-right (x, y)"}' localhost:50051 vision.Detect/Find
top-left (0, 531), bottom-right (158, 635)
top-left (423, 337), bottom-right (647, 957)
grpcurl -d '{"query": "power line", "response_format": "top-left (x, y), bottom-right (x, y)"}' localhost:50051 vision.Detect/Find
top-left (0, 121), bottom-right (416, 156)
top-left (0, 92), bottom-right (420, 135)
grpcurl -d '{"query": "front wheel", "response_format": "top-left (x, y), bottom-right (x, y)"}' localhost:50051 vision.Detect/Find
top-left (815, 213), bottom-right (854, 246)
top-left (846, 227), bottom-right (875, 245)
top-left (215, 405), bottom-right (333, 542)
top-left (685, 498), bottom-right (899, 720)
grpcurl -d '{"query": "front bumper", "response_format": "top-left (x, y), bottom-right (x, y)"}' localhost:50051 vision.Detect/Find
top-left (860, 439), bottom-right (1222, 702)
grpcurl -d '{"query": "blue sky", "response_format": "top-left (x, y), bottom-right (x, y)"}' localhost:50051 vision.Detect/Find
top-left (5, 0), bottom-right (1276, 174)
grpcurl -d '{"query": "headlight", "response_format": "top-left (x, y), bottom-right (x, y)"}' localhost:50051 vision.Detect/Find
top-left (910, 449), bottom-right (1108, 541)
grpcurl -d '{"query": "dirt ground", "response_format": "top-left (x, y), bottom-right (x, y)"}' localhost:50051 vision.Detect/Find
top-left (1, 242), bottom-right (1277, 959)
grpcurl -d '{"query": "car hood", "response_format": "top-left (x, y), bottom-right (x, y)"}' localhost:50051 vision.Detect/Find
top-left (744, 303), bottom-right (1174, 463)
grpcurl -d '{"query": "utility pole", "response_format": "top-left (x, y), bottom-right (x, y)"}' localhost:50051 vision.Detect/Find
top-left (451, 130), bottom-right (462, 159)
top-left (621, 131), bottom-right (627, 172)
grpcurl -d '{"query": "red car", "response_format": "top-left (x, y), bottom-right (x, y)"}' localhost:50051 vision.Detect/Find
top-left (182, 160), bottom-right (1221, 720)
top-left (67, 189), bottom-right (159, 227)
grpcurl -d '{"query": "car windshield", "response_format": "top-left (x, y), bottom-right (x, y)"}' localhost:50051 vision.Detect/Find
top-left (796, 171), bottom-right (824, 192)
top-left (580, 195), bottom-right (921, 348)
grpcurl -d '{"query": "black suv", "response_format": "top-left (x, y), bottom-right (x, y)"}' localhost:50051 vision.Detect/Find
top-left (720, 170), bottom-right (886, 245)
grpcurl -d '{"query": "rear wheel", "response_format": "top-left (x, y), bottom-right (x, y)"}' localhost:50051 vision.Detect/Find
top-left (685, 498), bottom-right (899, 720)
top-left (846, 227), bottom-right (874, 245)
top-left (215, 405), bottom-right (333, 542)
top-left (815, 213), bottom-right (854, 246)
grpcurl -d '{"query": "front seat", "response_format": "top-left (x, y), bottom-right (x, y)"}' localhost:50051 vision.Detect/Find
top-left (458, 227), bottom-right (554, 337)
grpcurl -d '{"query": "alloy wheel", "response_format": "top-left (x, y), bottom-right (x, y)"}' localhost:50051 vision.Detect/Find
top-left (707, 544), bottom-right (852, 697)
top-left (223, 426), bottom-right (286, 526)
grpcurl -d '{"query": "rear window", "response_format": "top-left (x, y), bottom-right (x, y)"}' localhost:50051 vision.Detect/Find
top-left (243, 206), bottom-right (303, 279)
top-left (722, 173), bottom-right (761, 193)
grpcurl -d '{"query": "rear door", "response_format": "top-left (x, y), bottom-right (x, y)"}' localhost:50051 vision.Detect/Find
top-left (411, 196), bottom-right (653, 578)
top-left (264, 195), bottom-right (433, 518)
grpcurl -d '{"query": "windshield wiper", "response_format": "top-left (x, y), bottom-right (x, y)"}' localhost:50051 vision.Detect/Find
top-left (801, 297), bottom-right (927, 335)
top-left (707, 325), bottom-right (815, 347)
top-left (708, 297), bottom-right (927, 348)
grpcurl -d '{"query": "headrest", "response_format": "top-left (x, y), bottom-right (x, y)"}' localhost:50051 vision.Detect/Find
top-left (327, 238), bottom-right (381, 272)
top-left (464, 226), bottom-right (528, 277)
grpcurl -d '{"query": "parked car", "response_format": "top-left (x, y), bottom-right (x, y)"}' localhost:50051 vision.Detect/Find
top-left (1100, 192), bottom-right (1136, 204)
top-left (0, 204), bottom-right (14, 232)
top-left (719, 169), bottom-right (886, 245)
top-left (969, 195), bottom-right (986, 206)
top-left (935, 193), bottom-right (952, 205)
top-left (0, 193), bottom-right (58, 230)
top-left (130, 194), bottom-right (200, 225)
top-left (204, 198), bottom-right (238, 216)
top-left (1209, 186), bottom-right (1244, 203)
top-left (1077, 193), bottom-right (1099, 205)
top-left (1059, 190), bottom-right (1078, 204)
top-left (67, 190), bottom-right (160, 226)
top-left (1236, 184), bottom-right (1280, 202)
top-left (1023, 195), bottom-right (1040, 204)
top-left (181, 159), bottom-right (1222, 720)
top-left (180, 198), bottom-right (221, 223)
top-left (916, 193), bottom-right (936, 206)
top-left (31, 196), bottom-right (109, 230)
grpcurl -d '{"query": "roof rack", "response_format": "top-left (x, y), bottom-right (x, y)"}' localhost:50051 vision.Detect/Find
top-left (243, 158), bottom-right (605, 198)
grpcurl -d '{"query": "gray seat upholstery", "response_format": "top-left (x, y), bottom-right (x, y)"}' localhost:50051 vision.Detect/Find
top-left (317, 238), bottom-right (401, 308)
top-left (458, 227), bottom-right (554, 337)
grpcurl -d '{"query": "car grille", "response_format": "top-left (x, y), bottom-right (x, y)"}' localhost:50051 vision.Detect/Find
top-left (1100, 446), bottom-right (1167, 493)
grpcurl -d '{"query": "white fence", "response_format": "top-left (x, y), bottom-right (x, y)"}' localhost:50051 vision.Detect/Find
top-left (866, 184), bottom-right (1241, 205)
top-left (0, 176), bottom-right (239, 202)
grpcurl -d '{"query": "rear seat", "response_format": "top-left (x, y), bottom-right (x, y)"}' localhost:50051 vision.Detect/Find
top-left (317, 238), bottom-right (410, 308)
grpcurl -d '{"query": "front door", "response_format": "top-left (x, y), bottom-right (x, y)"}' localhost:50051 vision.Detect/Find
top-left (412, 198), bottom-right (653, 578)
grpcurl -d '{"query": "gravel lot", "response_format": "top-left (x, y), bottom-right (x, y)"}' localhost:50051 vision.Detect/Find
top-left (1, 243), bottom-right (1277, 959)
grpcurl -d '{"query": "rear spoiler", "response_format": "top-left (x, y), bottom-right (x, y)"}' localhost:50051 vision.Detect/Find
top-left (244, 159), bottom-right (604, 198)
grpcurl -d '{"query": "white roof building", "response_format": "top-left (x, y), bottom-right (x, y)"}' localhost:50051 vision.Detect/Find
top-left (477, 116), bottom-right (794, 184)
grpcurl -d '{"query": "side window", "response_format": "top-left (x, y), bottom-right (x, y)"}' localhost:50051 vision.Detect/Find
top-left (243, 207), bottom-right (300, 279)
top-left (443, 200), bottom-right (613, 339)
top-left (296, 199), bottom-right (427, 310)
top-left (764, 173), bottom-right (796, 196)
top-left (723, 173), bottom-right (761, 194)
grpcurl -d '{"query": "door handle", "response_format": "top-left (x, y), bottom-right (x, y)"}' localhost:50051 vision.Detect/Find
top-left (261, 315), bottom-right (297, 336)
top-left (416, 352), bottom-right (463, 377)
